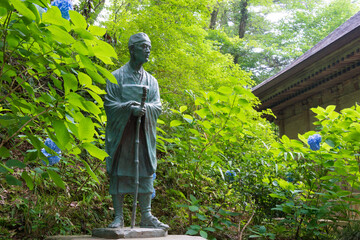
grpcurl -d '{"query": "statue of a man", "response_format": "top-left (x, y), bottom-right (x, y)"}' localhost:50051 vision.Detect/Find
top-left (104, 33), bottom-right (169, 230)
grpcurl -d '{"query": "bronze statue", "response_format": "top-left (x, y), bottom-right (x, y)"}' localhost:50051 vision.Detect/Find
top-left (104, 33), bottom-right (169, 230)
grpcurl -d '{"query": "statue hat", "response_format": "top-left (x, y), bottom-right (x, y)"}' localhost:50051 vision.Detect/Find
top-left (128, 33), bottom-right (151, 47)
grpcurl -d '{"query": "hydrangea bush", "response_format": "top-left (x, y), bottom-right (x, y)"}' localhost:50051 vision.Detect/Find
top-left (269, 105), bottom-right (360, 239)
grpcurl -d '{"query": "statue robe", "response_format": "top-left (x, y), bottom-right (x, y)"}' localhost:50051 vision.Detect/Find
top-left (104, 63), bottom-right (161, 194)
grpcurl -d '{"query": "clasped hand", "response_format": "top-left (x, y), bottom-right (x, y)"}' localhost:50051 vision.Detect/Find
top-left (131, 103), bottom-right (146, 117)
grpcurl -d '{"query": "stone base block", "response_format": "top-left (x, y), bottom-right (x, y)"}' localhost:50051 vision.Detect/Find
top-left (92, 227), bottom-right (167, 239)
top-left (47, 234), bottom-right (205, 240)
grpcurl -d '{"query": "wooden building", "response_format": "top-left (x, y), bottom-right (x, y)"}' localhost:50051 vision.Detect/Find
top-left (252, 11), bottom-right (360, 139)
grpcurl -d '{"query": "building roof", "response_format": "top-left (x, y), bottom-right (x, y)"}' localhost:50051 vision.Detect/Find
top-left (252, 11), bottom-right (360, 111)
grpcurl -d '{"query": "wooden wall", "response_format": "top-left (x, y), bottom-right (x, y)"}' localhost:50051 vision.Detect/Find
top-left (277, 74), bottom-right (360, 139)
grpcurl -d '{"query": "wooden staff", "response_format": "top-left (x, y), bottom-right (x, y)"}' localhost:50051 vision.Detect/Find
top-left (131, 86), bottom-right (148, 229)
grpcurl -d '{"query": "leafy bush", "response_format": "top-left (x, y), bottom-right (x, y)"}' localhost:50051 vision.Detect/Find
top-left (269, 105), bottom-right (360, 239)
top-left (0, 0), bottom-right (117, 237)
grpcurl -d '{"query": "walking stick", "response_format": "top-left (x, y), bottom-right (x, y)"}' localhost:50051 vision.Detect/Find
top-left (131, 86), bottom-right (148, 229)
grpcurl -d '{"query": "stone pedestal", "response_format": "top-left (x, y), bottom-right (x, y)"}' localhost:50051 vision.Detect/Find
top-left (47, 234), bottom-right (205, 240)
top-left (92, 227), bottom-right (167, 239)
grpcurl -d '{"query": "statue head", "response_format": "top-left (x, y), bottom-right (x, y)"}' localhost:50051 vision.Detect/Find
top-left (128, 33), bottom-right (152, 65)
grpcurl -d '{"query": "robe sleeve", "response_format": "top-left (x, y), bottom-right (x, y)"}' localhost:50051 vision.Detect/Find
top-left (104, 80), bottom-right (135, 174)
top-left (143, 75), bottom-right (162, 172)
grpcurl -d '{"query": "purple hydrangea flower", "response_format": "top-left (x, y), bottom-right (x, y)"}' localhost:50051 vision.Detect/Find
top-left (51, 0), bottom-right (73, 20)
top-left (225, 170), bottom-right (236, 182)
top-left (41, 138), bottom-right (61, 166)
top-left (308, 134), bottom-right (322, 151)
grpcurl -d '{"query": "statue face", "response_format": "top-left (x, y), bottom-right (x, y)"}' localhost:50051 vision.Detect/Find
top-left (132, 41), bottom-right (152, 64)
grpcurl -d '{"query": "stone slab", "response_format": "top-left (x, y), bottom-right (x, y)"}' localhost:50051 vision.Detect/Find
top-left (47, 235), bottom-right (205, 240)
top-left (92, 227), bottom-right (166, 239)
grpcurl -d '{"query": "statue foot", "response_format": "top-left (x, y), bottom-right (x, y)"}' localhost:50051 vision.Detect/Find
top-left (140, 215), bottom-right (169, 230)
top-left (108, 216), bottom-right (124, 228)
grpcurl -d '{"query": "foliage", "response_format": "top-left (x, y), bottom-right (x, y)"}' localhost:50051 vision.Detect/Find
top-left (0, 0), bottom-right (117, 237)
top-left (1, 0), bottom-right (360, 239)
top-left (103, 0), bottom-right (251, 105)
top-left (156, 85), bottom-right (277, 239)
top-left (268, 105), bottom-right (360, 239)
top-left (207, 0), bottom-right (360, 83)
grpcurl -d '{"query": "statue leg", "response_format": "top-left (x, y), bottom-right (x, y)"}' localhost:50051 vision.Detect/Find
top-left (139, 193), bottom-right (169, 230)
top-left (108, 194), bottom-right (124, 228)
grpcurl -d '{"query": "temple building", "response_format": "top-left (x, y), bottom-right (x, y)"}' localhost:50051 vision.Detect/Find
top-left (252, 11), bottom-right (360, 138)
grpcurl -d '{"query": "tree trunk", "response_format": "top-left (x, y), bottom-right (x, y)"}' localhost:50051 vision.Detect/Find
top-left (238, 0), bottom-right (248, 39)
top-left (209, 3), bottom-right (220, 30)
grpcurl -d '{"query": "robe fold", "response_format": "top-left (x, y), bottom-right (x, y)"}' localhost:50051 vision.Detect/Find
top-left (104, 63), bottom-right (161, 194)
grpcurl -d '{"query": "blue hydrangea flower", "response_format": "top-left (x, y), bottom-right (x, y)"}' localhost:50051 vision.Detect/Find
top-left (225, 170), bottom-right (236, 182)
top-left (51, 0), bottom-right (73, 20)
top-left (151, 173), bottom-right (156, 199)
top-left (307, 134), bottom-right (322, 151)
top-left (286, 172), bottom-right (294, 182)
top-left (41, 138), bottom-right (61, 166)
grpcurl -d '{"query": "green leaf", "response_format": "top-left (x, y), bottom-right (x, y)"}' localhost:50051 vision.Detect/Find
top-left (0, 163), bottom-right (14, 173)
top-left (0, 146), bottom-right (10, 158)
top-left (87, 90), bottom-right (103, 105)
top-left (6, 159), bottom-right (26, 169)
top-left (189, 206), bottom-right (199, 212)
top-left (183, 114), bottom-right (193, 124)
top-left (186, 229), bottom-right (198, 235)
top-left (42, 6), bottom-right (71, 31)
top-left (53, 120), bottom-right (70, 149)
top-left (217, 86), bottom-right (232, 95)
top-left (47, 25), bottom-right (75, 44)
top-left (81, 159), bottom-right (99, 183)
top-left (82, 143), bottom-right (108, 160)
top-left (88, 25), bottom-right (106, 36)
top-left (199, 231), bottom-right (208, 239)
top-left (26, 133), bottom-right (42, 150)
top-left (180, 106), bottom-right (187, 113)
top-left (190, 194), bottom-right (197, 202)
top-left (21, 171), bottom-right (34, 190)
top-left (72, 41), bottom-right (89, 55)
top-left (86, 69), bottom-right (106, 84)
top-left (78, 72), bottom-right (92, 87)
top-left (324, 139), bottom-right (335, 148)
top-left (73, 27), bottom-right (94, 40)
top-left (10, 0), bottom-right (36, 20)
top-left (204, 227), bottom-right (216, 232)
top-left (6, 174), bottom-right (22, 186)
top-left (196, 213), bottom-right (207, 220)
top-left (85, 39), bottom-right (117, 64)
top-left (249, 235), bottom-right (261, 238)
top-left (157, 119), bottom-right (165, 125)
top-left (170, 120), bottom-right (182, 127)
top-left (87, 84), bottom-right (106, 94)
top-left (79, 55), bottom-right (97, 71)
top-left (195, 108), bottom-right (208, 118)
top-left (47, 169), bottom-right (65, 189)
top-left (0, 7), bottom-right (7, 17)
top-left (95, 64), bottom-right (117, 84)
top-left (63, 73), bottom-right (78, 94)
top-left (259, 226), bottom-right (266, 234)
top-left (83, 100), bottom-right (101, 115)
top-left (78, 117), bottom-right (95, 141)
top-left (69, 10), bottom-right (87, 29)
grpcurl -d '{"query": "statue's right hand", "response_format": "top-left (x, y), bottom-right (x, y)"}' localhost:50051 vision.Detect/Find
top-left (131, 105), bottom-right (146, 117)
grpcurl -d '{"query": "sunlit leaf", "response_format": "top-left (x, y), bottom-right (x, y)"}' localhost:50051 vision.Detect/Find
top-left (83, 143), bottom-right (108, 160)
top-left (47, 169), bottom-right (65, 189)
